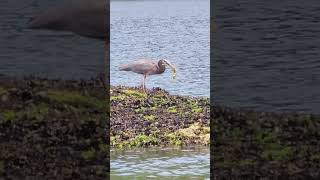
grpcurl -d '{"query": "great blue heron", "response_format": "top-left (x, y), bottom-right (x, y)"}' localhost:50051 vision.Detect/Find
top-left (27, 0), bottom-right (109, 41)
top-left (119, 59), bottom-right (177, 92)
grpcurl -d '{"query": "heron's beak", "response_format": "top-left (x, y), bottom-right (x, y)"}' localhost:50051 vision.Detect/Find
top-left (163, 60), bottom-right (177, 79)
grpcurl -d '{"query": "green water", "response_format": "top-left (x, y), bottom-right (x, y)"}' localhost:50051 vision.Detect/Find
top-left (110, 146), bottom-right (210, 179)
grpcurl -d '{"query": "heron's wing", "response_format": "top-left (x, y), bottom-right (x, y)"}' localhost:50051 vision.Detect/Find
top-left (128, 60), bottom-right (157, 74)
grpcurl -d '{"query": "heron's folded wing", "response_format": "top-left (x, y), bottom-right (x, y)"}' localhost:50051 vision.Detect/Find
top-left (130, 60), bottom-right (157, 74)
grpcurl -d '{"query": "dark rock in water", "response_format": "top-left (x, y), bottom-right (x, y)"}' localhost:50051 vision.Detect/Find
top-left (152, 87), bottom-right (169, 94)
top-left (153, 87), bottom-right (162, 91)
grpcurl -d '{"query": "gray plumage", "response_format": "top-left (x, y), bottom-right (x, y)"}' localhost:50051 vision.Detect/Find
top-left (119, 59), bottom-right (176, 91)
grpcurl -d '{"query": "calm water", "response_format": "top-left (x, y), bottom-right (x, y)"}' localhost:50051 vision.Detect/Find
top-left (111, 147), bottom-right (210, 179)
top-left (110, 1), bottom-right (209, 179)
top-left (213, 0), bottom-right (320, 113)
top-left (0, 0), bottom-right (104, 79)
top-left (110, 0), bottom-right (210, 97)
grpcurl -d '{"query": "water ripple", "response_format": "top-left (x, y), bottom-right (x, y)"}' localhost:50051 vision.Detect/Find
top-left (213, 0), bottom-right (320, 113)
top-left (111, 147), bottom-right (210, 179)
top-left (110, 0), bottom-right (209, 97)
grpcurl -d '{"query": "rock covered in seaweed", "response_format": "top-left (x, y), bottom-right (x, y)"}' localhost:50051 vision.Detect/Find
top-left (110, 86), bottom-right (210, 148)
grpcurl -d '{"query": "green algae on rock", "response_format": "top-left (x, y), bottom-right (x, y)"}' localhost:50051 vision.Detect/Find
top-left (110, 86), bottom-right (210, 149)
top-left (212, 105), bottom-right (320, 179)
top-left (0, 76), bottom-right (109, 179)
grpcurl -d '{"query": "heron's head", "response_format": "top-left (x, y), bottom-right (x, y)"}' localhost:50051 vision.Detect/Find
top-left (159, 59), bottom-right (173, 68)
top-left (159, 59), bottom-right (177, 79)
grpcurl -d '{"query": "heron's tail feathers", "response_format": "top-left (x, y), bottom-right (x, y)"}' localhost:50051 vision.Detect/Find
top-left (119, 64), bottom-right (131, 71)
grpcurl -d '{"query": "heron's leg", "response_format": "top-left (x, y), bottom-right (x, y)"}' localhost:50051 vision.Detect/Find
top-left (140, 75), bottom-right (144, 89)
top-left (143, 74), bottom-right (147, 92)
top-left (140, 74), bottom-right (145, 91)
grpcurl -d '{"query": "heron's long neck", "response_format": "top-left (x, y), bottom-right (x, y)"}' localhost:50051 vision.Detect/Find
top-left (157, 63), bottom-right (166, 74)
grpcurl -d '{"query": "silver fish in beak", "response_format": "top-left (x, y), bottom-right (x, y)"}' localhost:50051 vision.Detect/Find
top-left (162, 59), bottom-right (177, 79)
